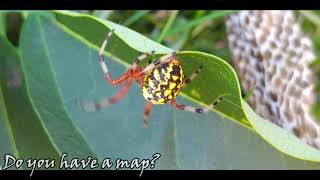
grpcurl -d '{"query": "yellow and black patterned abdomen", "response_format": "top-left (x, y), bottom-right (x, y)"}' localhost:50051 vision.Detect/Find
top-left (142, 59), bottom-right (184, 104)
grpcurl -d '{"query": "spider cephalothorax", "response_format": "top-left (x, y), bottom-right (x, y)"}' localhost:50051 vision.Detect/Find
top-left (79, 29), bottom-right (224, 128)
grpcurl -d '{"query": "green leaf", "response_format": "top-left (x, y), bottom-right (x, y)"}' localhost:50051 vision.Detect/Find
top-left (19, 15), bottom-right (97, 161)
top-left (2, 10), bottom-right (320, 170)
top-left (243, 101), bottom-right (320, 162)
top-left (0, 34), bottom-right (61, 169)
top-left (0, 86), bottom-right (17, 169)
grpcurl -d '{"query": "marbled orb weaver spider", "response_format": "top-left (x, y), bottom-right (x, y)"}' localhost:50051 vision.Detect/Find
top-left (80, 29), bottom-right (225, 128)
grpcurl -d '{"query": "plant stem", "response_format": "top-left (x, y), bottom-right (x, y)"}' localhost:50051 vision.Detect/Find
top-left (123, 10), bottom-right (150, 27)
top-left (166, 10), bottom-right (237, 36)
top-left (156, 10), bottom-right (179, 43)
top-left (300, 10), bottom-right (320, 29)
top-left (0, 13), bottom-right (5, 35)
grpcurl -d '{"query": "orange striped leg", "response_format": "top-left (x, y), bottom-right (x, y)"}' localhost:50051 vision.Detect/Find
top-left (143, 102), bottom-right (153, 128)
top-left (79, 80), bottom-right (132, 112)
top-left (99, 29), bottom-right (129, 85)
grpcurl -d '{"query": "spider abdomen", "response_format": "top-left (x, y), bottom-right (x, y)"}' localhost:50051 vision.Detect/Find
top-left (142, 59), bottom-right (184, 104)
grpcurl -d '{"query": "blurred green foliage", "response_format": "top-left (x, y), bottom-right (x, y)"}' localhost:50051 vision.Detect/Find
top-left (300, 10), bottom-right (320, 120)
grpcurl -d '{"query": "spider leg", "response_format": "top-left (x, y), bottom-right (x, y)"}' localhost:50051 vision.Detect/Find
top-left (143, 102), bottom-right (153, 128)
top-left (183, 65), bottom-right (203, 88)
top-left (131, 50), bottom-right (156, 69)
top-left (78, 80), bottom-right (132, 112)
top-left (99, 29), bottom-right (129, 85)
top-left (141, 50), bottom-right (179, 74)
top-left (171, 94), bottom-right (224, 114)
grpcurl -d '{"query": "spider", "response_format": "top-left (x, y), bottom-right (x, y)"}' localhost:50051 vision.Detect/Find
top-left (79, 29), bottom-right (225, 128)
